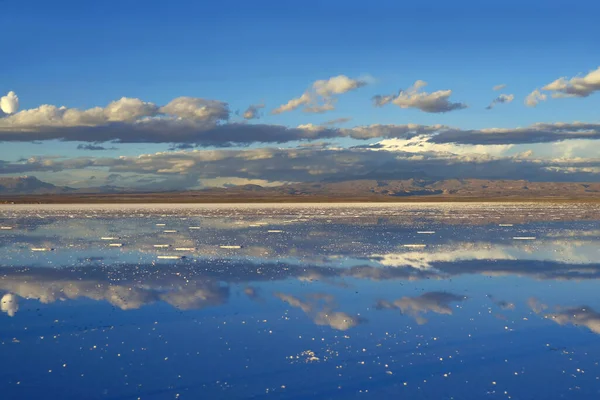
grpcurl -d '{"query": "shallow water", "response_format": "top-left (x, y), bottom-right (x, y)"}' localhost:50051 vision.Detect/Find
top-left (1, 203), bottom-right (600, 399)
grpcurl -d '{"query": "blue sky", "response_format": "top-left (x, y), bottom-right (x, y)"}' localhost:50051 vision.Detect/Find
top-left (1, 0), bottom-right (600, 188)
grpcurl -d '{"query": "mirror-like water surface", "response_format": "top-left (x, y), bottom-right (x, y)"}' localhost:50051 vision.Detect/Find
top-left (1, 203), bottom-right (600, 399)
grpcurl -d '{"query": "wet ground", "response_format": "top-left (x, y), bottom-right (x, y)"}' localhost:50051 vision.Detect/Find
top-left (1, 203), bottom-right (600, 399)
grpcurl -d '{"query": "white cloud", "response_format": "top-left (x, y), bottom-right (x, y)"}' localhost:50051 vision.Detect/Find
top-left (272, 75), bottom-right (368, 114)
top-left (272, 93), bottom-right (311, 114)
top-left (158, 97), bottom-right (229, 122)
top-left (486, 93), bottom-right (514, 109)
top-left (373, 80), bottom-right (467, 113)
top-left (105, 97), bottom-right (159, 122)
top-left (493, 84), bottom-right (507, 91)
top-left (525, 67), bottom-right (600, 107)
top-left (242, 103), bottom-right (265, 120)
top-left (525, 89), bottom-right (547, 107)
top-left (312, 75), bottom-right (367, 96)
top-left (375, 135), bottom-right (513, 157)
top-left (0, 91), bottom-right (19, 115)
top-left (542, 66), bottom-right (600, 98)
top-left (0, 96), bottom-right (227, 130)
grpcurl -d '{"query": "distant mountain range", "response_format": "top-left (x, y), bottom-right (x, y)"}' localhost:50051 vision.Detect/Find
top-left (1, 176), bottom-right (600, 202)
top-left (0, 176), bottom-right (130, 195)
top-left (188, 179), bottom-right (600, 200)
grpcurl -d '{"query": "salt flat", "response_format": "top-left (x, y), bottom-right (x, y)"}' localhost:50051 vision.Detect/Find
top-left (1, 204), bottom-right (600, 399)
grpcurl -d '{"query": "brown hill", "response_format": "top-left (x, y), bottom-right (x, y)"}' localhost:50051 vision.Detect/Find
top-left (2, 178), bottom-right (599, 203)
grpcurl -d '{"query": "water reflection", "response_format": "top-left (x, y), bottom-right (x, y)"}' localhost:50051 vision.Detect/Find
top-left (2, 252), bottom-right (600, 318)
top-left (1, 293), bottom-right (18, 317)
top-left (275, 292), bottom-right (366, 331)
top-left (2, 204), bottom-right (600, 399)
top-left (529, 298), bottom-right (600, 335)
top-left (546, 307), bottom-right (600, 334)
top-left (375, 292), bottom-right (467, 325)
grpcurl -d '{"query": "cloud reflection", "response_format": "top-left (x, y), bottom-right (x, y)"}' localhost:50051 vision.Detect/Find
top-left (1, 293), bottom-right (18, 317)
top-left (545, 307), bottom-right (600, 334)
top-left (375, 292), bottom-right (467, 324)
top-left (275, 292), bottom-right (366, 331)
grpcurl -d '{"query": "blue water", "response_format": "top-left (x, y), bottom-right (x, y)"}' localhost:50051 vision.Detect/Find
top-left (1, 203), bottom-right (600, 399)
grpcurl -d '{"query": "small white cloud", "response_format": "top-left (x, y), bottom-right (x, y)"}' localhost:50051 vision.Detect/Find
top-left (542, 66), bottom-right (600, 98)
top-left (525, 89), bottom-right (548, 107)
top-left (312, 75), bottom-right (367, 97)
top-left (0, 91), bottom-right (19, 115)
top-left (373, 80), bottom-right (467, 113)
top-left (272, 93), bottom-right (311, 114)
top-left (486, 93), bottom-right (514, 109)
top-left (104, 97), bottom-right (159, 122)
top-left (493, 84), bottom-right (507, 91)
top-left (159, 97), bottom-right (229, 122)
top-left (242, 103), bottom-right (265, 120)
top-left (272, 75), bottom-right (368, 114)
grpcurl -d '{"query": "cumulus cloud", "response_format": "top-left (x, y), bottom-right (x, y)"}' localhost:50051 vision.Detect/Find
top-left (275, 292), bottom-right (365, 331)
top-left (0, 95), bottom-right (229, 143)
top-left (0, 91), bottom-right (19, 115)
top-left (542, 66), bottom-right (600, 98)
top-left (1, 93), bottom-right (600, 148)
top-left (373, 80), bottom-right (467, 113)
top-left (272, 75), bottom-right (368, 114)
top-left (376, 292), bottom-right (467, 324)
top-left (106, 97), bottom-right (159, 122)
top-left (493, 84), bottom-right (507, 91)
top-left (486, 93), bottom-right (514, 109)
top-left (242, 103), bottom-right (265, 120)
top-left (312, 75), bottom-right (367, 97)
top-left (525, 67), bottom-right (600, 107)
top-left (525, 89), bottom-right (548, 107)
top-left (159, 97), bottom-right (229, 122)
